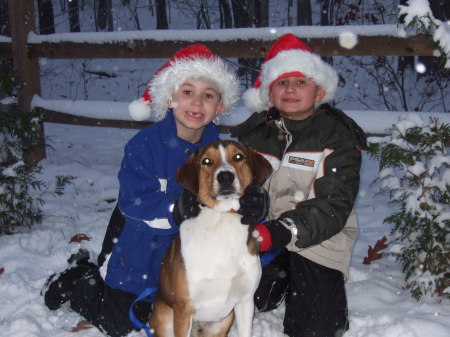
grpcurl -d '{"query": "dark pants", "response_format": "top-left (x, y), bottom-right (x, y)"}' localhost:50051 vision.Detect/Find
top-left (255, 249), bottom-right (349, 337)
top-left (98, 204), bottom-right (125, 266)
top-left (71, 204), bottom-right (151, 337)
top-left (69, 266), bottom-right (152, 337)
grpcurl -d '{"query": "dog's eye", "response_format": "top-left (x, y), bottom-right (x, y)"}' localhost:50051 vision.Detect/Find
top-left (202, 158), bottom-right (213, 166)
top-left (233, 153), bottom-right (245, 162)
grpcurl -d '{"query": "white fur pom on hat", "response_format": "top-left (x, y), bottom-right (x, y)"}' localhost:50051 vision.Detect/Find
top-left (243, 33), bottom-right (339, 113)
top-left (128, 44), bottom-right (239, 122)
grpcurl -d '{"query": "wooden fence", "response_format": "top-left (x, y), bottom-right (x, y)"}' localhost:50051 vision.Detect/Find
top-left (1, 0), bottom-right (439, 165)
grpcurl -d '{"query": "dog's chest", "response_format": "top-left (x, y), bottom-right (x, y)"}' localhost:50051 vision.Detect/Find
top-left (180, 207), bottom-right (261, 321)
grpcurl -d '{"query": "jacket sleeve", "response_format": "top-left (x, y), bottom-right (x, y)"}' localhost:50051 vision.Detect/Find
top-left (117, 137), bottom-right (176, 225)
top-left (280, 135), bottom-right (362, 249)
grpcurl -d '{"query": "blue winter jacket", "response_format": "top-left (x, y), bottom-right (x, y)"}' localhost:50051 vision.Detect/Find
top-left (104, 110), bottom-right (219, 297)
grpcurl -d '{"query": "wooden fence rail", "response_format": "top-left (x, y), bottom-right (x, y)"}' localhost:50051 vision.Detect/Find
top-left (1, 34), bottom-right (436, 59)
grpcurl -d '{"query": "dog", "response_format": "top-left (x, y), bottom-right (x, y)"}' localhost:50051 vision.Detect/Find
top-left (149, 140), bottom-right (273, 337)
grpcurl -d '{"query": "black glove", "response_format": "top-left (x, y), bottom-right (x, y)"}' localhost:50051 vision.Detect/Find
top-left (172, 189), bottom-right (200, 226)
top-left (238, 185), bottom-right (269, 225)
top-left (265, 219), bottom-right (293, 249)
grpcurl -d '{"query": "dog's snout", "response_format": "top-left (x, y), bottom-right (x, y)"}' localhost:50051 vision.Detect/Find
top-left (217, 171), bottom-right (234, 186)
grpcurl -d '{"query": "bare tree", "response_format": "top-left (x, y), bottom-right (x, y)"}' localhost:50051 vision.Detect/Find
top-left (255, 0), bottom-right (268, 27)
top-left (297, 0), bottom-right (312, 25)
top-left (122, 0), bottom-right (142, 30)
top-left (320, 0), bottom-right (331, 26)
top-left (148, 0), bottom-right (154, 15)
top-left (0, 0), bottom-right (10, 36)
top-left (68, 0), bottom-right (81, 32)
top-left (219, 0), bottom-right (233, 28)
top-left (37, 0), bottom-right (55, 34)
top-left (156, 0), bottom-right (169, 29)
top-left (96, 0), bottom-right (113, 31)
top-left (0, 0), bottom-right (13, 84)
top-left (197, 0), bottom-right (211, 29)
top-left (230, 0), bottom-right (266, 87)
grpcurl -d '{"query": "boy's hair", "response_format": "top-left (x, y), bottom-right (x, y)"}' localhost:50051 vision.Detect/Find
top-left (243, 34), bottom-right (338, 113)
top-left (129, 44), bottom-right (239, 122)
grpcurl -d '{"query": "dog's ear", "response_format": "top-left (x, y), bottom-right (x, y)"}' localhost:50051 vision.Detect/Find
top-left (245, 147), bottom-right (273, 186)
top-left (175, 153), bottom-right (200, 195)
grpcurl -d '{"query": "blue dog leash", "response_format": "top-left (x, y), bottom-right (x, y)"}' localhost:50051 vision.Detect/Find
top-left (129, 286), bottom-right (157, 337)
top-left (260, 247), bottom-right (282, 267)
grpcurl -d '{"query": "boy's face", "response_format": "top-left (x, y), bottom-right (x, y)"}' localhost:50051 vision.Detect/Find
top-left (169, 79), bottom-right (223, 143)
top-left (269, 76), bottom-right (325, 120)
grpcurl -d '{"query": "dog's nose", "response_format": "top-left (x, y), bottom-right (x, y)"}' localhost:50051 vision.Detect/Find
top-left (217, 171), bottom-right (234, 185)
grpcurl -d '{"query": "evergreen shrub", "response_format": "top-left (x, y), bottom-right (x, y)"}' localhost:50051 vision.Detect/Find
top-left (370, 114), bottom-right (450, 301)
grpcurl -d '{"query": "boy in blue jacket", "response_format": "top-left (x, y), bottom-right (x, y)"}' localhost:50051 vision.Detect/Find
top-left (43, 44), bottom-right (266, 337)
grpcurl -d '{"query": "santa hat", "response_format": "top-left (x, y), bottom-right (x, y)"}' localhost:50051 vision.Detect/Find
top-left (243, 34), bottom-right (338, 113)
top-left (129, 44), bottom-right (239, 122)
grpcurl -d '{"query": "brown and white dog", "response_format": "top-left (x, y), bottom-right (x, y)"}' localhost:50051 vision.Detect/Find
top-left (149, 140), bottom-right (272, 337)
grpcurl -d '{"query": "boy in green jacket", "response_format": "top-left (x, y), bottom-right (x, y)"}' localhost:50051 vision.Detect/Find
top-left (231, 34), bottom-right (369, 337)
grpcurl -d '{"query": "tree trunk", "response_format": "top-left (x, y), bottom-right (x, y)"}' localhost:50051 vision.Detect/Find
top-left (37, 0), bottom-right (55, 34)
top-left (68, 0), bottom-right (81, 32)
top-left (231, 0), bottom-right (262, 87)
top-left (255, 0), bottom-right (268, 27)
top-left (197, 0), bottom-right (211, 29)
top-left (96, 0), bottom-right (113, 31)
top-left (148, 0), bottom-right (154, 15)
top-left (219, 0), bottom-right (233, 28)
top-left (0, 0), bottom-right (10, 36)
top-left (107, 0), bottom-right (113, 31)
top-left (297, 0), bottom-right (312, 25)
top-left (320, 0), bottom-right (330, 26)
top-left (0, 0), bottom-right (13, 88)
top-left (231, 0), bottom-right (251, 28)
top-left (156, 0), bottom-right (169, 29)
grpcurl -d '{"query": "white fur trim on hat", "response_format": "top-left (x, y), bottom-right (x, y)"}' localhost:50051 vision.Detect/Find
top-left (242, 87), bottom-right (270, 113)
top-left (244, 49), bottom-right (338, 112)
top-left (128, 98), bottom-right (151, 122)
top-left (149, 57), bottom-right (239, 122)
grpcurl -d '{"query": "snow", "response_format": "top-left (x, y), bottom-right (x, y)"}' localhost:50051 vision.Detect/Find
top-left (1, 121), bottom-right (449, 337)
top-left (26, 24), bottom-right (417, 44)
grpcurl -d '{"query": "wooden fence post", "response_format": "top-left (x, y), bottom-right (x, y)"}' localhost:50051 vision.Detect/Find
top-left (8, 0), bottom-right (46, 166)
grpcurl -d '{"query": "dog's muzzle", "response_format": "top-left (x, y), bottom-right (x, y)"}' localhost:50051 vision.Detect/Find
top-left (216, 170), bottom-right (239, 199)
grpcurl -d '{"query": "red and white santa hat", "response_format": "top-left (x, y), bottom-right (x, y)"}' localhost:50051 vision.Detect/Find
top-left (129, 44), bottom-right (239, 122)
top-left (243, 33), bottom-right (338, 113)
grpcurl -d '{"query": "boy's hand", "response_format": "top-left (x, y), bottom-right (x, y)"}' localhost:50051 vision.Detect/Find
top-left (172, 189), bottom-right (200, 226)
top-left (239, 185), bottom-right (269, 225)
top-left (255, 219), bottom-right (294, 251)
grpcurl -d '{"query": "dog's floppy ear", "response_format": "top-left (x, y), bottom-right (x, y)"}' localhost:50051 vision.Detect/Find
top-left (245, 147), bottom-right (273, 186)
top-left (175, 153), bottom-right (200, 195)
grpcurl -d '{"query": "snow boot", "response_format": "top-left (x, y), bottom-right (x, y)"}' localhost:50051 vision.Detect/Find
top-left (42, 249), bottom-right (96, 310)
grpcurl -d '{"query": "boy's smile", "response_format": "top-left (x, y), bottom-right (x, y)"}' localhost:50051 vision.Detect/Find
top-left (269, 76), bottom-right (325, 120)
top-left (170, 79), bottom-right (223, 143)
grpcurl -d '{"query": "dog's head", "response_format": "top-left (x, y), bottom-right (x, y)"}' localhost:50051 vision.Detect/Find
top-left (175, 140), bottom-right (272, 211)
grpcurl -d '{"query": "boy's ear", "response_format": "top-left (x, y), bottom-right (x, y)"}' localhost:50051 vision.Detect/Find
top-left (315, 87), bottom-right (326, 102)
top-left (214, 103), bottom-right (223, 117)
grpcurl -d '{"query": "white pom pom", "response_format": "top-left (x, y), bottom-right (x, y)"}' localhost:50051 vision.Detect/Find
top-left (242, 87), bottom-right (267, 112)
top-left (128, 99), bottom-right (151, 121)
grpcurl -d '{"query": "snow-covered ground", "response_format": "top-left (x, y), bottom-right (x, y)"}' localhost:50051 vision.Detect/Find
top-left (1, 121), bottom-right (449, 337)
